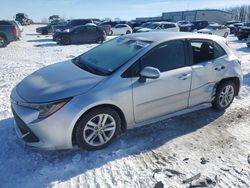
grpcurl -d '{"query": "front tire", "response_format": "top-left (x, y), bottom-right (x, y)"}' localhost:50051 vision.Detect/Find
top-left (61, 37), bottom-right (71, 45)
top-left (75, 107), bottom-right (121, 150)
top-left (42, 30), bottom-right (48, 35)
top-left (224, 32), bottom-right (228, 38)
top-left (212, 81), bottom-right (236, 111)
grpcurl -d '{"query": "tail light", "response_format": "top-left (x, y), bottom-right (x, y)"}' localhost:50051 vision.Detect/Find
top-left (12, 28), bottom-right (17, 34)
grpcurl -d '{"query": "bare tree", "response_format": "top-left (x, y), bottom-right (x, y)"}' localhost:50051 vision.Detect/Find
top-left (41, 17), bottom-right (48, 24)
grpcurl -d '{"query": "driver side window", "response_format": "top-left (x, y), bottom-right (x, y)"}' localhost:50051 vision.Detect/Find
top-left (140, 40), bottom-right (186, 72)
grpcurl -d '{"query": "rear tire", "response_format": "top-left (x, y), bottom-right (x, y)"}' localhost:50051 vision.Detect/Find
top-left (42, 30), bottom-right (48, 35)
top-left (75, 107), bottom-right (121, 150)
top-left (0, 36), bottom-right (7, 47)
top-left (61, 37), bottom-right (71, 45)
top-left (110, 30), bottom-right (113, 36)
top-left (126, 30), bottom-right (131, 34)
top-left (212, 81), bottom-right (236, 111)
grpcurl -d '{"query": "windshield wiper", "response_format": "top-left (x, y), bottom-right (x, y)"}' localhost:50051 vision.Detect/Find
top-left (72, 57), bottom-right (110, 76)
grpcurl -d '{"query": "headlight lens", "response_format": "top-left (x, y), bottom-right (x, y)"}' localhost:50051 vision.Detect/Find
top-left (14, 98), bottom-right (72, 119)
top-left (36, 100), bottom-right (70, 118)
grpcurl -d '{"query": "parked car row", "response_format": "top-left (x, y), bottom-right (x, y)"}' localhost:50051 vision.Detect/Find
top-left (0, 20), bottom-right (23, 47)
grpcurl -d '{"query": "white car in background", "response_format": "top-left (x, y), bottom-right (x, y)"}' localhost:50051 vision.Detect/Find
top-left (197, 23), bottom-right (230, 38)
top-left (110, 24), bottom-right (132, 35)
top-left (136, 22), bottom-right (180, 33)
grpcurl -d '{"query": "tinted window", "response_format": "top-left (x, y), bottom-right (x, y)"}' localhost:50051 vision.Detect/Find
top-left (163, 24), bottom-right (176, 29)
top-left (0, 21), bottom-right (11, 25)
top-left (214, 42), bottom-right (226, 58)
top-left (191, 40), bottom-right (226, 64)
top-left (141, 40), bottom-right (186, 72)
top-left (86, 26), bottom-right (97, 33)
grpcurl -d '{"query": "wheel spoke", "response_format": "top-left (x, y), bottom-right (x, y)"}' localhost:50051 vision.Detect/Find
top-left (83, 113), bottom-right (117, 147)
top-left (98, 133), bottom-right (105, 144)
top-left (101, 131), bottom-right (109, 141)
top-left (103, 123), bottom-right (115, 132)
top-left (87, 120), bottom-right (98, 129)
top-left (86, 132), bottom-right (97, 142)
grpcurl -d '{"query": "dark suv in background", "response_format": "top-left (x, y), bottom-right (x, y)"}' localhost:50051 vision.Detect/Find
top-left (237, 22), bottom-right (250, 40)
top-left (0, 20), bottom-right (18, 47)
top-left (52, 19), bottom-right (93, 32)
top-left (55, 25), bottom-right (106, 45)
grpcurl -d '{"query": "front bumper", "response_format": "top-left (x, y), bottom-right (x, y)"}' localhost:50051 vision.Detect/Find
top-left (11, 95), bottom-right (81, 150)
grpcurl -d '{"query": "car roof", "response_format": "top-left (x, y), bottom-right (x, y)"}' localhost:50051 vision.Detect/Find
top-left (152, 21), bottom-right (176, 24)
top-left (123, 32), bottom-right (224, 43)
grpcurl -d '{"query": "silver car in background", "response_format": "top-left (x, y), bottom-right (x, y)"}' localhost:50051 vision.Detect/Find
top-left (11, 32), bottom-right (243, 150)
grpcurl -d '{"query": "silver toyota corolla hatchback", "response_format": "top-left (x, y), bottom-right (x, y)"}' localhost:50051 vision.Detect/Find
top-left (11, 32), bottom-right (243, 150)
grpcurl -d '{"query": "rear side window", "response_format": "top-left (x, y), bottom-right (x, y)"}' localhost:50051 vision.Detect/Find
top-left (0, 21), bottom-right (11, 25)
top-left (190, 40), bottom-right (226, 64)
top-left (163, 24), bottom-right (176, 29)
top-left (141, 40), bottom-right (186, 72)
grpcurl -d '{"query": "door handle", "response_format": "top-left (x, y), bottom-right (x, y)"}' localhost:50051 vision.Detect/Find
top-left (179, 73), bottom-right (191, 80)
top-left (214, 66), bottom-right (225, 71)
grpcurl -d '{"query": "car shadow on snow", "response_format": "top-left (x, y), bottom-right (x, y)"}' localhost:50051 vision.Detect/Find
top-left (34, 43), bottom-right (58, 47)
top-left (27, 39), bottom-right (53, 43)
top-left (236, 46), bottom-right (250, 52)
top-left (0, 107), bottom-right (225, 187)
top-left (243, 73), bottom-right (250, 86)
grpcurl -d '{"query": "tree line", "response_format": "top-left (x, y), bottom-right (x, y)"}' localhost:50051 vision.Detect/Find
top-left (224, 5), bottom-right (250, 22)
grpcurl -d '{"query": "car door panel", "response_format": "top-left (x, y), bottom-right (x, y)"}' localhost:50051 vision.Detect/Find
top-left (189, 40), bottom-right (228, 106)
top-left (133, 67), bottom-right (192, 123)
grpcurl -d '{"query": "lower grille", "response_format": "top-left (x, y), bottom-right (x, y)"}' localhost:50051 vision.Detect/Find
top-left (12, 107), bottom-right (40, 143)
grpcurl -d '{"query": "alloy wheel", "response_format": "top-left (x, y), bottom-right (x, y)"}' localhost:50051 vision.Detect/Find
top-left (219, 85), bottom-right (235, 108)
top-left (83, 114), bottom-right (116, 147)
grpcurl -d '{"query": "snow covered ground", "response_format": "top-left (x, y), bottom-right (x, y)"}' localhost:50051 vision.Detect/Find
top-left (0, 25), bottom-right (249, 188)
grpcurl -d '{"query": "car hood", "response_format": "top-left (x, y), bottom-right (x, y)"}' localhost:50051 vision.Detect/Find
top-left (15, 60), bottom-right (104, 103)
top-left (137, 28), bottom-right (152, 32)
top-left (198, 28), bottom-right (212, 32)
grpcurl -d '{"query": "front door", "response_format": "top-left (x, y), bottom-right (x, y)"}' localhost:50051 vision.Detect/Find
top-left (132, 40), bottom-right (192, 123)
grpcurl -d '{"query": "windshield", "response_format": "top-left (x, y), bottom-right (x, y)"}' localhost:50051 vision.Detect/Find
top-left (146, 23), bottom-right (160, 29)
top-left (74, 37), bottom-right (151, 75)
top-left (140, 22), bottom-right (151, 27)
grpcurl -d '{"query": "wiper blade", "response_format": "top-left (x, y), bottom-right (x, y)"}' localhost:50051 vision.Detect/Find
top-left (72, 57), bottom-right (110, 76)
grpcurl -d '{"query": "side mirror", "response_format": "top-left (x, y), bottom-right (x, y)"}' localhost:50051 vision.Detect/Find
top-left (139, 66), bottom-right (160, 83)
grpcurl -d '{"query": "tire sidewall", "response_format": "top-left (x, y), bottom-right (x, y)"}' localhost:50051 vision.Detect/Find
top-left (126, 30), bottom-right (131, 34)
top-left (76, 107), bottom-right (121, 150)
top-left (62, 37), bottom-right (71, 45)
top-left (212, 81), bottom-right (236, 110)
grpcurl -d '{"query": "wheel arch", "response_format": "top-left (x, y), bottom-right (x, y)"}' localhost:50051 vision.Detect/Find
top-left (216, 77), bottom-right (240, 96)
top-left (71, 104), bottom-right (127, 146)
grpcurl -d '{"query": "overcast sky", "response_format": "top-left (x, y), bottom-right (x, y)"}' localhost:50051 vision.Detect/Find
top-left (1, 0), bottom-right (250, 21)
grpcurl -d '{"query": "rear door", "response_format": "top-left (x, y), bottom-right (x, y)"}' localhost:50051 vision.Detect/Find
top-left (132, 40), bottom-right (192, 123)
top-left (71, 27), bottom-right (86, 44)
top-left (85, 26), bottom-right (98, 42)
top-left (188, 39), bottom-right (228, 106)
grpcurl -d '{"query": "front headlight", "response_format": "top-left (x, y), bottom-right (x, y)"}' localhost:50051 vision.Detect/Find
top-left (36, 99), bottom-right (70, 118)
top-left (14, 98), bottom-right (72, 119)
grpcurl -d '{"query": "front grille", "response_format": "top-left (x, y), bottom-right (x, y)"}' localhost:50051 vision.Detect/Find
top-left (12, 107), bottom-right (40, 143)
